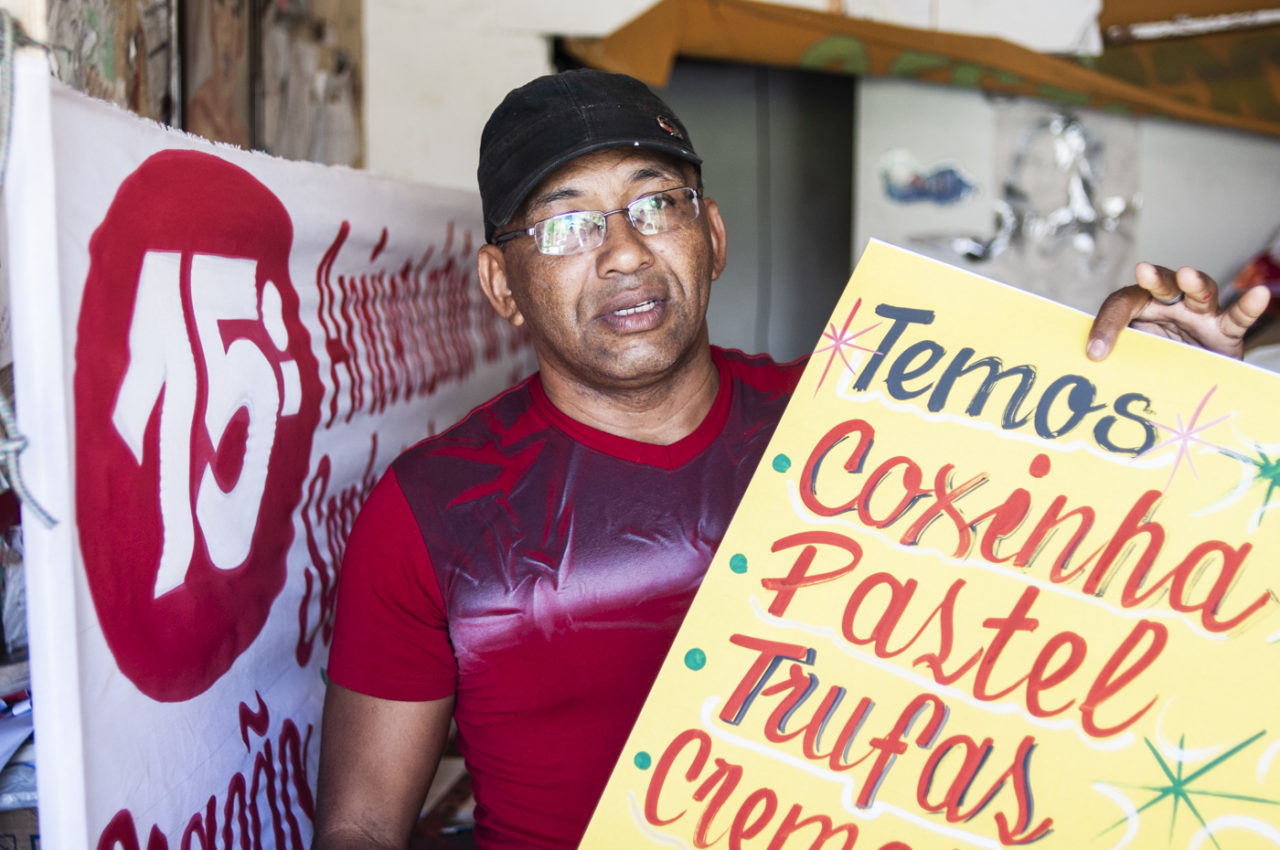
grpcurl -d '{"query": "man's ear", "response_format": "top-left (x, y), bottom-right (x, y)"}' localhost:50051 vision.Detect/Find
top-left (477, 244), bottom-right (526, 327)
top-left (703, 198), bottom-right (728, 281)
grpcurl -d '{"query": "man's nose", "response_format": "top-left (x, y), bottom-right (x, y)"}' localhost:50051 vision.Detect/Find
top-left (595, 209), bottom-right (654, 275)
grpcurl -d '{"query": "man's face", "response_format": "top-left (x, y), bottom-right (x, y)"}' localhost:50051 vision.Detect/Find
top-left (479, 147), bottom-right (726, 394)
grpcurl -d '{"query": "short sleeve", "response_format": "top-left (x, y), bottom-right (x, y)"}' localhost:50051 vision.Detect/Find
top-left (325, 469), bottom-right (457, 701)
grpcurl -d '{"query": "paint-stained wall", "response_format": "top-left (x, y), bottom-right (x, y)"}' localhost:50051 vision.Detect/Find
top-left (46, 0), bottom-right (177, 124)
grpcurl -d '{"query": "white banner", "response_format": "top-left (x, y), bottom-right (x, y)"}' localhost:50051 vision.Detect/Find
top-left (4, 51), bottom-right (533, 848)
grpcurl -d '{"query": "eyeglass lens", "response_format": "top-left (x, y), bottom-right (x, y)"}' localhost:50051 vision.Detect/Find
top-left (531, 188), bottom-right (700, 255)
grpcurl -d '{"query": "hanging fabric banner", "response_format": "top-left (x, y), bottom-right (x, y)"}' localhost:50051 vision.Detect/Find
top-left (4, 51), bottom-right (533, 848)
top-left (582, 239), bottom-right (1280, 849)
top-left (563, 0), bottom-right (1280, 139)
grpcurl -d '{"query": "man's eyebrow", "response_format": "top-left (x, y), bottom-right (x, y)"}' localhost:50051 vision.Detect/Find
top-left (525, 186), bottom-right (582, 216)
top-left (524, 162), bottom-right (687, 217)
top-left (628, 164), bottom-right (683, 184)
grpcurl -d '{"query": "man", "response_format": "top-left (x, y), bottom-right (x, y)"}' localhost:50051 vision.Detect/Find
top-left (313, 69), bottom-right (1270, 849)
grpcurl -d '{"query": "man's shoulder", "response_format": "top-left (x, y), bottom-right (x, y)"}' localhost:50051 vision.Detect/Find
top-left (393, 375), bottom-right (543, 470)
top-left (714, 346), bottom-right (807, 397)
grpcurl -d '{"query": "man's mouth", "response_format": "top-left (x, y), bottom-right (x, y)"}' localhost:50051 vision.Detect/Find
top-left (612, 299), bottom-right (660, 317)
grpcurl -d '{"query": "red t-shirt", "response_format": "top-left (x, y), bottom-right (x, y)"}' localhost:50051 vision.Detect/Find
top-left (327, 347), bottom-right (803, 847)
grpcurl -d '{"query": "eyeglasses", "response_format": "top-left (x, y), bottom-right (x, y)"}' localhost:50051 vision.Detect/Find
top-left (493, 187), bottom-right (702, 256)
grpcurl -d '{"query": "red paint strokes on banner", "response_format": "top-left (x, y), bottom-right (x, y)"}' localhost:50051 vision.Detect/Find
top-left (370, 226), bottom-right (388, 262)
top-left (97, 698), bottom-right (316, 850)
top-left (316, 221), bottom-right (509, 426)
top-left (99, 811), bottom-right (168, 850)
top-left (383, 262), bottom-right (414, 408)
top-left (317, 221), bottom-right (356, 430)
top-left (361, 272), bottom-right (392, 416)
top-left (296, 435), bottom-right (380, 666)
top-left (239, 691), bottom-right (270, 749)
top-left (354, 273), bottom-right (379, 417)
top-left (75, 151), bottom-right (324, 703)
top-left (404, 255), bottom-right (434, 386)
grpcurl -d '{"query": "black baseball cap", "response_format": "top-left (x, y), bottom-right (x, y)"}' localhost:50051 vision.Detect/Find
top-left (478, 69), bottom-right (701, 243)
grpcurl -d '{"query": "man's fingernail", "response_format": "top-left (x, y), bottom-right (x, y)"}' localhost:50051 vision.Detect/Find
top-left (1086, 339), bottom-right (1107, 361)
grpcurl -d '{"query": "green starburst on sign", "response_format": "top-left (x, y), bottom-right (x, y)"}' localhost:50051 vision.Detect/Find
top-left (1245, 449), bottom-right (1280, 516)
top-left (1100, 731), bottom-right (1280, 849)
top-left (1210, 443), bottom-right (1280, 523)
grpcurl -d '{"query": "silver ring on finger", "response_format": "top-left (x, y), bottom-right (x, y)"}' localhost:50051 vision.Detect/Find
top-left (1152, 291), bottom-right (1185, 306)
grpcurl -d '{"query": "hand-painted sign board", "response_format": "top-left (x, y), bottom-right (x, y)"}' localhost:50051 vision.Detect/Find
top-left (583, 240), bottom-right (1280, 850)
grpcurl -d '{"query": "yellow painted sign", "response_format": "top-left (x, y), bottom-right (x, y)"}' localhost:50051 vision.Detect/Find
top-left (582, 240), bottom-right (1280, 849)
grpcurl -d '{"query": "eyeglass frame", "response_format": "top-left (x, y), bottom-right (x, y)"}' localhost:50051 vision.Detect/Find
top-left (490, 186), bottom-right (703, 256)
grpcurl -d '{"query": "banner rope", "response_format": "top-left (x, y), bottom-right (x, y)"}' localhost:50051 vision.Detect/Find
top-left (0, 11), bottom-right (57, 529)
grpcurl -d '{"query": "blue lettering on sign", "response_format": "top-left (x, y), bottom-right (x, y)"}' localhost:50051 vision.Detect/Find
top-left (850, 303), bottom-right (1157, 455)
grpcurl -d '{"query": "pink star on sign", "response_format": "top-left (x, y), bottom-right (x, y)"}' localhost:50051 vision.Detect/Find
top-left (1145, 386), bottom-right (1232, 491)
top-left (814, 298), bottom-right (882, 395)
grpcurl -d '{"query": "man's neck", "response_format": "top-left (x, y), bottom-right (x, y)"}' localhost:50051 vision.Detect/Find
top-left (538, 347), bottom-right (721, 446)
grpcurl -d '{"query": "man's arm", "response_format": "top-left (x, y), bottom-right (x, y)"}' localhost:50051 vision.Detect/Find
top-left (1085, 262), bottom-right (1272, 361)
top-left (312, 684), bottom-right (456, 849)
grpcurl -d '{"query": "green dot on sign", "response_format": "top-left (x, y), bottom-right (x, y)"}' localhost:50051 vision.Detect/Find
top-left (684, 648), bottom-right (707, 670)
top-left (772, 454), bottom-right (791, 473)
top-left (634, 751), bottom-right (652, 770)
top-left (729, 553), bottom-right (748, 574)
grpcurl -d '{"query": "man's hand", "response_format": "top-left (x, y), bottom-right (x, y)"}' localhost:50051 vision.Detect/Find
top-left (1086, 263), bottom-right (1272, 362)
